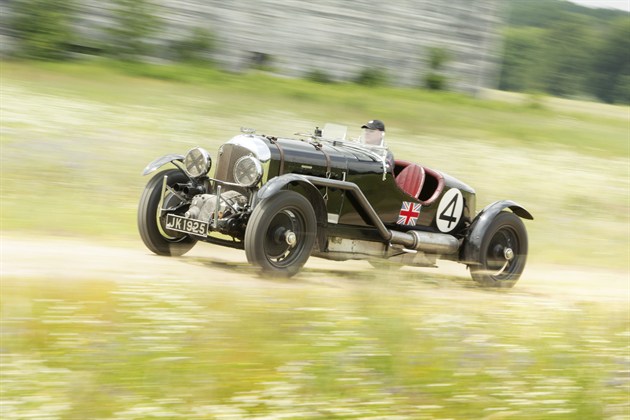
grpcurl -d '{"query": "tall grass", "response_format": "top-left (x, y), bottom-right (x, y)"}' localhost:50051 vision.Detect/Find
top-left (1, 273), bottom-right (628, 419)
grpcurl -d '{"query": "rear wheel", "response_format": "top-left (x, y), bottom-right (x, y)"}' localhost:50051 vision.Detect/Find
top-left (138, 169), bottom-right (196, 256)
top-left (245, 191), bottom-right (316, 277)
top-left (470, 212), bottom-right (528, 288)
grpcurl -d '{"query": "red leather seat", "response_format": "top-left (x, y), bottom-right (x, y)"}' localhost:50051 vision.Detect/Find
top-left (396, 163), bottom-right (425, 198)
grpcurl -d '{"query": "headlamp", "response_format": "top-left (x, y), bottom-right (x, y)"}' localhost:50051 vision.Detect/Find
top-left (184, 147), bottom-right (212, 178)
top-left (233, 155), bottom-right (263, 187)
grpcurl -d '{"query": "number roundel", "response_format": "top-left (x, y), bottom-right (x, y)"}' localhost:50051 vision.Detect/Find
top-left (436, 188), bottom-right (464, 233)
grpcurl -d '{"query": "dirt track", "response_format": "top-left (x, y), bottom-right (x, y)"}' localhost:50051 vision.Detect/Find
top-left (2, 234), bottom-right (628, 306)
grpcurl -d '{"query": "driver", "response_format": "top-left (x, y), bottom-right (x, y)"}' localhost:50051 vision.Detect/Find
top-left (359, 119), bottom-right (395, 178)
top-left (360, 119), bottom-right (386, 147)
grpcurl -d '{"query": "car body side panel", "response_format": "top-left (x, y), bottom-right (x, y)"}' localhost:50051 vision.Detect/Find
top-left (240, 136), bottom-right (477, 238)
top-left (264, 137), bottom-right (349, 223)
top-left (337, 166), bottom-right (476, 237)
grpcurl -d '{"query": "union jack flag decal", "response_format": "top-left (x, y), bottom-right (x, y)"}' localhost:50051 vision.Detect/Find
top-left (397, 201), bottom-right (422, 226)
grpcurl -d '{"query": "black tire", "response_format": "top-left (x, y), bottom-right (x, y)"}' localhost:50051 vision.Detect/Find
top-left (470, 212), bottom-right (528, 288)
top-left (138, 169), bottom-right (196, 256)
top-left (244, 191), bottom-right (317, 277)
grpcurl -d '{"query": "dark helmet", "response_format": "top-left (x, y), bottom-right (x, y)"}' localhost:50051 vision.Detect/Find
top-left (361, 119), bottom-right (385, 132)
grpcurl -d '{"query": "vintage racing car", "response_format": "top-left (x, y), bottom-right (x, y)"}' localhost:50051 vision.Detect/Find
top-left (138, 124), bottom-right (533, 287)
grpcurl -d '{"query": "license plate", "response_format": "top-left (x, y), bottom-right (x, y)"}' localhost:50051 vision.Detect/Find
top-left (165, 214), bottom-right (208, 237)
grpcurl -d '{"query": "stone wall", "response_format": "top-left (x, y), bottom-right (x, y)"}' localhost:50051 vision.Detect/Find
top-left (1, 0), bottom-right (503, 93)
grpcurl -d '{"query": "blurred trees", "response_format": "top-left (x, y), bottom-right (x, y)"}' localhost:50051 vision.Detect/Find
top-left (4, 0), bottom-right (629, 103)
top-left (168, 28), bottom-right (215, 63)
top-left (423, 47), bottom-right (450, 90)
top-left (6, 0), bottom-right (214, 63)
top-left (499, 0), bottom-right (629, 104)
top-left (354, 68), bottom-right (389, 87)
top-left (10, 0), bottom-right (76, 60)
top-left (106, 0), bottom-right (162, 60)
top-left (589, 17), bottom-right (630, 103)
top-left (540, 16), bottom-right (595, 97)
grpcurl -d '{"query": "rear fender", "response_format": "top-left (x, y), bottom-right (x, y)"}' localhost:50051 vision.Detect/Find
top-left (256, 174), bottom-right (328, 250)
top-left (461, 200), bottom-right (533, 264)
top-left (142, 154), bottom-right (186, 176)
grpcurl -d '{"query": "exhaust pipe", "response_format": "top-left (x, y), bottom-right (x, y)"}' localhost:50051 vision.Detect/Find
top-left (390, 230), bottom-right (459, 255)
top-left (303, 176), bottom-right (459, 256)
top-left (172, 182), bottom-right (205, 196)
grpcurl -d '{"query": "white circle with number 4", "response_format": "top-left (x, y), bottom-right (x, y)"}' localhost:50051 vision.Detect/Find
top-left (436, 188), bottom-right (463, 233)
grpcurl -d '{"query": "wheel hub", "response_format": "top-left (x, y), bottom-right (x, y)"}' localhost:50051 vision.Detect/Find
top-left (284, 231), bottom-right (297, 247)
top-left (273, 227), bottom-right (296, 246)
top-left (489, 244), bottom-right (515, 276)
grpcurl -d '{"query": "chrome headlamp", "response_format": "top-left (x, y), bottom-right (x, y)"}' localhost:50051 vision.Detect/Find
top-left (184, 147), bottom-right (212, 178)
top-left (233, 155), bottom-right (263, 187)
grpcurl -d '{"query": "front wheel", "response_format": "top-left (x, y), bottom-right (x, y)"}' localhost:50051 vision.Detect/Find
top-left (244, 191), bottom-right (317, 277)
top-left (469, 212), bottom-right (528, 288)
top-left (138, 169), bottom-right (196, 256)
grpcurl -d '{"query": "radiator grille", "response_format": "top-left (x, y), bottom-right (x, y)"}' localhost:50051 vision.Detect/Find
top-left (213, 144), bottom-right (252, 183)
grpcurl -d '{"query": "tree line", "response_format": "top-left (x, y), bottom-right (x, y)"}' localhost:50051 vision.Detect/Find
top-left (7, 0), bottom-right (214, 63)
top-left (5, 0), bottom-right (629, 103)
top-left (499, 0), bottom-right (629, 104)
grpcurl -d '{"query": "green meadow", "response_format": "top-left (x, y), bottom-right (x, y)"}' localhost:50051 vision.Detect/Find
top-left (1, 60), bottom-right (627, 268)
top-left (1, 61), bottom-right (628, 419)
top-left (2, 273), bottom-right (628, 419)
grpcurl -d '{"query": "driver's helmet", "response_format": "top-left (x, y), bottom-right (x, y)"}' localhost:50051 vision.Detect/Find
top-left (360, 119), bottom-right (385, 146)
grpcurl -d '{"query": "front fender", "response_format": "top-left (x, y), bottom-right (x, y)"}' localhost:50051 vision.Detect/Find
top-left (461, 200), bottom-right (533, 264)
top-left (256, 174), bottom-right (328, 250)
top-left (142, 154), bottom-right (185, 176)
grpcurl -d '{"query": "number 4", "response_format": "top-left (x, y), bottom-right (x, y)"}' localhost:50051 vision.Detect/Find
top-left (436, 188), bottom-right (463, 233)
top-left (439, 195), bottom-right (459, 228)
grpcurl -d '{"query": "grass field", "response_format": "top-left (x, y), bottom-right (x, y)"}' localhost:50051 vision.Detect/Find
top-left (2, 271), bottom-right (628, 419)
top-left (1, 61), bottom-right (629, 419)
top-left (1, 60), bottom-right (628, 268)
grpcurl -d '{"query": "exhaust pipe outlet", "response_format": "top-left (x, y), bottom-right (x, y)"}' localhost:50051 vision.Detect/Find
top-left (389, 230), bottom-right (459, 255)
top-left (173, 183), bottom-right (205, 196)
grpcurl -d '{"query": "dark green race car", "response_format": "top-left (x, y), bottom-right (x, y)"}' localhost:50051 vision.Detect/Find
top-left (138, 124), bottom-right (533, 287)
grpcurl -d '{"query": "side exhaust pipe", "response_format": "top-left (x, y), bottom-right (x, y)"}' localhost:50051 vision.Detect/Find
top-left (389, 230), bottom-right (459, 255)
top-left (303, 176), bottom-right (459, 255)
